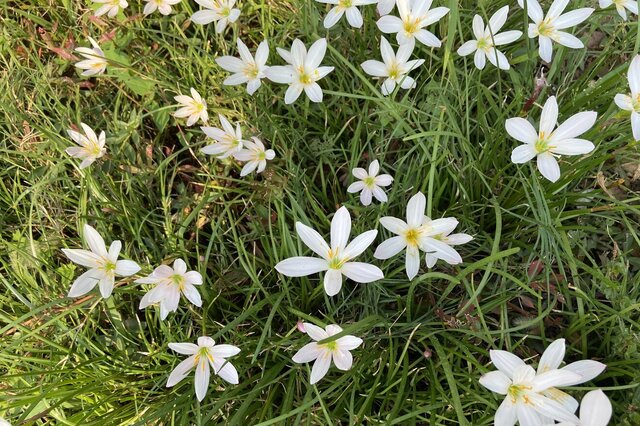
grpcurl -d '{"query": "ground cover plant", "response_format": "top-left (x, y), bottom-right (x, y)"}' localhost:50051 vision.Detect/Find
top-left (1, 0), bottom-right (640, 424)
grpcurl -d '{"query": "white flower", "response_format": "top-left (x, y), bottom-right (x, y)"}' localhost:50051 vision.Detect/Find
top-left (547, 390), bottom-right (612, 426)
top-left (517, 0), bottom-right (594, 63)
top-left (143, 0), bottom-right (181, 15)
top-left (480, 339), bottom-right (607, 426)
top-left (173, 88), bottom-right (208, 126)
top-left (275, 206), bottom-right (383, 296)
top-left (360, 37), bottom-right (424, 95)
top-left (347, 159), bottom-right (393, 205)
top-left (200, 114), bottom-right (246, 158)
top-left (265, 38), bottom-right (334, 104)
top-left (614, 55), bottom-right (640, 140)
top-left (74, 37), bottom-right (107, 76)
top-left (92, 0), bottom-right (128, 17)
top-left (457, 6), bottom-right (522, 70)
top-left (137, 259), bottom-right (203, 320)
top-left (376, 0), bottom-right (449, 47)
top-left (233, 137), bottom-right (275, 177)
top-left (374, 192), bottom-right (466, 280)
top-left (316, 0), bottom-right (377, 29)
top-left (292, 323), bottom-right (363, 384)
top-left (599, 0), bottom-right (638, 20)
top-left (65, 122), bottom-right (106, 169)
top-left (62, 224), bottom-right (140, 298)
top-left (191, 0), bottom-right (241, 33)
top-left (507, 96), bottom-right (597, 182)
top-left (167, 336), bottom-right (239, 401)
top-left (377, 0), bottom-right (395, 15)
top-left (423, 221), bottom-right (472, 268)
top-left (215, 39), bottom-right (269, 95)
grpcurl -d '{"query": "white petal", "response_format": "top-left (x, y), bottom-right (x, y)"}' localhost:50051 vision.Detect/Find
top-left (516, 403), bottom-right (542, 426)
top-left (323, 269), bottom-right (343, 296)
top-left (632, 111), bottom-right (640, 140)
top-left (115, 260), bottom-right (141, 276)
top-left (341, 262), bottom-right (384, 283)
top-left (511, 144), bottom-right (537, 164)
top-left (580, 390), bottom-right (612, 426)
top-left (310, 352), bottom-right (332, 384)
top-left (336, 335), bottom-right (363, 350)
top-left (330, 206), bottom-right (351, 250)
top-left (194, 358), bottom-right (210, 401)
top-left (264, 66), bottom-right (294, 84)
top-left (304, 323), bottom-right (329, 341)
top-left (472, 14), bottom-right (485, 39)
top-left (345, 7), bottom-right (363, 28)
top-left (614, 94), bottom-right (633, 111)
top-left (182, 284), bottom-right (202, 307)
top-left (304, 83), bottom-right (323, 103)
top-left (537, 338), bottom-right (565, 373)
top-left (166, 356), bottom-right (196, 387)
top-left (343, 230), bottom-right (378, 259)
top-left (561, 360), bottom-right (606, 385)
top-left (550, 138), bottom-right (595, 155)
top-left (374, 236), bottom-right (407, 259)
top-left (554, 8), bottom-right (594, 29)
top-left (527, 392), bottom-right (580, 424)
top-left (474, 49), bottom-right (486, 70)
top-left (406, 246), bottom-right (420, 280)
top-left (540, 96), bottom-right (559, 136)
top-left (406, 192), bottom-right (426, 227)
top-left (332, 349), bottom-right (353, 370)
top-left (83, 224), bottom-right (108, 257)
top-left (209, 344), bottom-right (241, 358)
top-left (457, 40), bottom-right (477, 56)
top-left (296, 222), bottom-right (330, 258)
top-left (479, 371), bottom-right (511, 394)
top-left (494, 398), bottom-right (517, 426)
top-left (505, 118), bottom-right (538, 144)
top-left (555, 31), bottom-right (584, 49)
top-left (379, 216), bottom-right (408, 235)
top-left (275, 257), bottom-right (328, 277)
top-left (488, 5), bottom-right (509, 34)
top-left (98, 276), bottom-right (115, 298)
top-left (493, 30), bottom-right (522, 46)
top-left (67, 269), bottom-right (99, 297)
top-left (539, 35), bottom-right (554, 62)
top-left (347, 181), bottom-right (365, 193)
top-left (306, 38), bottom-right (328, 70)
top-left (292, 342), bottom-right (322, 363)
top-left (537, 152), bottom-right (561, 182)
top-left (361, 60), bottom-right (388, 77)
top-left (629, 55), bottom-right (640, 94)
top-left (376, 15), bottom-right (403, 34)
top-left (551, 111), bottom-right (598, 141)
top-left (285, 85), bottom-right (303, 104)
top-left (168, 343), bottom-right (199, 355)
top-left (215, 359), bottom-right (239, 384)
top-left (414, 30), bottom-right (441, 48)
top-left (62, 248), bottom-right (101, 268)
top-left (532, 370), bottom-right (582, 392)
top-left (489, 350), bottom-right (526, 378)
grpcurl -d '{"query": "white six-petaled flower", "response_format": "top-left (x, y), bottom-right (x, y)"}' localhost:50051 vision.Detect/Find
top-left (546, 389), bottom-right (612, 426)
top-left (233, 137), bottom-right (275, 177)
top-left (347, 159), bottom-right (393, 206)
top-left (360, 37), bottom-right (425, 95)
top-left (137, 259), bottom-right (203, 320)
top-left (191, 0), bottom-right (241, 33)
top-left (508, 96), bottom-right (597, 183)
top-left (92, 0), bottom-right (128, 17)
top-left (374, 192), bottom-right (468, 280)
top-left (143, 0), bottom-right (182, 16)
top-left (292, 322), bottom-right (363, 384)
top-left (614, 55), bottom-right (640, 141)
top-left (173, 88), bottom-right (208, 127)
top-left (66, 122), bottom-right (107, 169)
top-left (275, 206), bottom-right (383, 296)
top-left (376, 0), bottom-right (449, 47)
top-left (200, 114), bottom-right (247, 158)
top-left (599, 0), bottom-right (638, 21)
top-left (457, 5), bottom-right (522, 70)
top-left (423, 221), bottom-right (472, 269)
top-left (215, 39), bottom-right (269, 95)
top-left (62, 224), bottom-right (141, 298)
top-left (167, 336), bottom-right (240, 402)
top-left (316, 0), bottom-right (377, 29)
top-left (265, 38), bottom-right (334, 104)
top-left (377, 0), bottom-right (395, 15)
top-left (74, 37), bottom-right (107, 76)
top-left (517, 0), bottom-right (594, 63)
top-left (480, 338), bottom-right (607, 426)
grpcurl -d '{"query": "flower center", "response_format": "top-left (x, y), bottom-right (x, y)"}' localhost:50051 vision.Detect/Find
top-left (477, 37), bottom-right (491, 51)
top-left (322, 340), bottom-right (338, 351)
top-left (338, 0), bottom-right (352, 7)
top-left (221, 6), bottom-right (230, 17)
top-left (537, 19), bottom-right (555, 37)
top-left (403, 18), bottom-right (420, 35)
top-left (363, 176), bottom-right (376, 187)
top-left (170, 274), bottom-right (185, 290)
top-left (245, 63), bottom-right (259, 79)
top-left (299, 71), bottom-right (313, 85)
top-left (633, 94), bottom-right (640, 112)
top-left (405, 228), bottom-right (421, 247)
top-left (327, 249), bottom-right (347, 270)
top-left (508, 384), bottom-right (533, 404)
top-left (388, 63), bottom-right (401, 80)
top-left (257, 151), bottom-right (266, 160)
top-left (102, 260), bottom-right (116, 273)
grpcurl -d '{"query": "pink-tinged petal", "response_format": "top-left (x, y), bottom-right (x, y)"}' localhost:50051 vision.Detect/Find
top-left (479, 371), bottom-right (511, 394)
top-left (332, 349), bottom-right (353, 370)
top-left (489, 350), bottom-right (526, 378)
top-left (275, 257), bottom-right (328, 277)
top-left (323, 269), bottom-right (343, 296)
top-left (168, 343), bottom-right (199, 355)
top-left (341, 262), bottom-right (384, 283)
top-left (310, 352), bottom-right (332, 384)
top-left (292, 342), bottom-right (322, 363)
top-left (537, 152), bottom-right (561, 182)
top-left (505, 118), bottom-right (538, 144)
top-left (166, 356), bottom-right (196, 387)
top-left (295, 222), bottom-right (330, 258)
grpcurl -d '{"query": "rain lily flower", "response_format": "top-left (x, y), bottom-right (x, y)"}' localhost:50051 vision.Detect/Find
top-left (614, 55), bottom-right (640, 140)
top-left (376, 0), bottom-right (449, 47)
top-left (546, 390), bottom-right (612, 426)
top-left (74, 37), bottom-right (107, 76)
top-left (316, 0), bottom-right (377, 29)
top-left (66, 122), bottom-right (106, 169)
top-left (200, 114), bottom-right (246, 158)
top-left (215, 39), bottom-right (269, 95)
top-left (233, 137), bottom-right (275, 177)
top-left (424, 223), bottom-right (472, 268)
top-left (374, 192), bottom-right (466, 280)
top-left (360, 37), bottom-right (424, 95)
top-left (517, 0), bottom-right (594, 63)
top-left (377, 0), bottom-right (395, 15)
top-left (265, 38), bottom-right (334, 104)
top-left (508, 96), bottom-right (597, 182)
top-left (143, 0), bottom-right (181, 15)
top-left (457, 5), bottom-right (522, 70)
top-left (167, 336), bottom-right (239, 401)
top-left (599, 0), bottom-right (637, 20)
top-left (534, 338), bottom-right (607, 421)
top-left (347, 159), bottom-right (394, 205)
top-left (137, 259), bottom-right (203, 320)
top-left (173, 88), bottom-right (208, 127)
top-left (62, 224), bottom-right (140, 298)
top-left (92, 0), bottom-right (128, 17)
top-left (191, 0), bottom-right (241, 33)
top-left (292, 323), bottom-right (363, 384)
top-left (275, 206), bottom-right (383, 296)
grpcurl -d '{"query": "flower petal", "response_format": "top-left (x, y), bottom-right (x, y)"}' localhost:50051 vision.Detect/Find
top-left (580, 390), bottom-right (612, 426)
top-left (537, 152), bottom-right (561, 182)
top-left (310, 352), bottom-right (332, 384)
top-left (537, 338), bottom-right (565, 374)
top-left (275, 257), bottom-right (328, 277)
top-left (295, 222), bottom-right (330, 258)
top-left (166, 356), bottom-right (196, 387)
top-left (292, 342), bottom-right (322, 363)
top-left (479, 370), bottom-right (511, 395)
top-left (489, 350), bottom-right (526, 378)
top-left (343, 230), bottom-right (378, 259)
top-left (323, 269), bottom-right (343, 296)
top-left (341, 262), bottom-right (384, 283)
top-left (505, 118), bottom-right (538, 144)
top-left (330, 206), bottom-right (351, 250)
top-left (168, 343), bottom-right (199, 355)
top-left (332, 349), bottom-right (353, 371)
